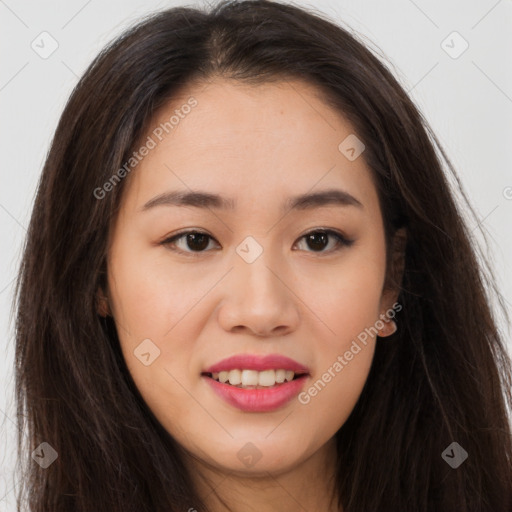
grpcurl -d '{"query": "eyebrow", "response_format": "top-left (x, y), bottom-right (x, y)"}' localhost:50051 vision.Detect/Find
top-left (140, 188), bottom-right (363, 213)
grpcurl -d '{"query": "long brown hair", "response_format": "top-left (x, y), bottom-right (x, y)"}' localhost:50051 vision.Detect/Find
top-left (13, 1), bottom-right (512, 510)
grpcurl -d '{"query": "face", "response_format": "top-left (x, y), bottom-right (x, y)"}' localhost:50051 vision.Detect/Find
top-left (102, 77), bottom-right (400, 478)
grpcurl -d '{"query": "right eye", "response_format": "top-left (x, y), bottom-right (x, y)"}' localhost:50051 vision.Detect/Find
top-left (160, 230), bottom-right (220, 256)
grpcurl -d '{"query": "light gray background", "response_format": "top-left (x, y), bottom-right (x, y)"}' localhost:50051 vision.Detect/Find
top-left (1, 0), bottom-right (511, 509)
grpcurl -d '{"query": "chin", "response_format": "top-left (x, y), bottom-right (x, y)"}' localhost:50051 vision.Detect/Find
top-left (192, 435), bottom-right (314, 476)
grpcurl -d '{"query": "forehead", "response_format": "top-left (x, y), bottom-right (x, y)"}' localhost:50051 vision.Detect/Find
top-left (120, 77), bottom-right (379, 218)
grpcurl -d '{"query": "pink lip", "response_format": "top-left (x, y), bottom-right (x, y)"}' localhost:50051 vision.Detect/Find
top-left (202, 354), bottom-right (310, 412)
top-left (203, 374), bottom-right (309, 412)
top-left (203, 354), bottom-right (309, 374)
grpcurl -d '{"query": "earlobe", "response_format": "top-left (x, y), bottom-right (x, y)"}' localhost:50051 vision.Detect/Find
top-left (95, 287), bottom-right (111, 317)
top-left (377, 318), bottom-right (398, 338)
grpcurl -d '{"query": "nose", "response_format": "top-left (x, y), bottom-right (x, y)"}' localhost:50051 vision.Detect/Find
top-left (216, 252), bottom-right (300, 338)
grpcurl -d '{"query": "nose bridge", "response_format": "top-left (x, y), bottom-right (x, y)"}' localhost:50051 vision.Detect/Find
top-left (235, 238), bottom-right (285, 307)
top-left (217, 235), bottom-right (299, 336)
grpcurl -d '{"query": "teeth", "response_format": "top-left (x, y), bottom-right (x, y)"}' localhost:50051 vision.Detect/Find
top-left (241, 369), bottom-right (259, 386)
top-left (258, 369), bottom-right (276, 386)
top-left (209, 369), bottom-right (301, 387)
top-left (228, 369), bottom-right (242, 385)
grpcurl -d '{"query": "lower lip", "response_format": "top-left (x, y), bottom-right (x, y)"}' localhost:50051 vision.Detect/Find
top-left (202, 375), bottom-right (309, 412)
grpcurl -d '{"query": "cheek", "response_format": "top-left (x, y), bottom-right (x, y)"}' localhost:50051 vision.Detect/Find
top-left (299, 242), bottom-right (386, 348)
top-left (107, 240), bottom-right (215, 341)
top-left (106, 243), bottom-right (216, 423)
top-left (295, 266), bottom-right (383, 435)
top-left (107, 261), bottom-right (198, 439)
top-left (294, 239), bottom-right (385, 419)
top-left (296, 340), bottom-right (375, 448)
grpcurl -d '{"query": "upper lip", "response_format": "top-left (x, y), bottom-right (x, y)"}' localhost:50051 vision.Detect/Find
top-left (203, 354), bottom-right (310, 374)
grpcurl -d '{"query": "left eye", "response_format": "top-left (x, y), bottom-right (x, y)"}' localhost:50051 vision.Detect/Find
top-left (294, 229), bottom-right (354, 253)
top-left (161, 229), bottom-right (354, 255)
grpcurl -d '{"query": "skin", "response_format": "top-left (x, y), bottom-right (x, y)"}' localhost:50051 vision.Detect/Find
top-left (99, 77), bottom-right (404, 512)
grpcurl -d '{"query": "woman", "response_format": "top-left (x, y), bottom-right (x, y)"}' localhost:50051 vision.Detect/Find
top-left (13, 1), bottom-right (512, 511)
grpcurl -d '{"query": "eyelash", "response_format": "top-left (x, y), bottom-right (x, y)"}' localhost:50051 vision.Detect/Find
top-left (160, 228), bottom-right (354, 257)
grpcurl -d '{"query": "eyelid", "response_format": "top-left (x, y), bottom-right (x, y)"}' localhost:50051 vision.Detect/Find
top-left (293, 228), bottom-right (354, 252)
top-left (160, 228), bottom-right (354, 256)
top-left (160, 229), bottom-right (220, 257)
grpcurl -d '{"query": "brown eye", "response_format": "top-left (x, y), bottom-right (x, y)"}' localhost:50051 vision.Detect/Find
top-left (295, 229), bottom-right (354, 253)
top-left (182, 232), bottom-right (210, 251)
top-left (305, 232), bottom-right (329, 251)
top-left (161, 231), bottom-right (219, 254)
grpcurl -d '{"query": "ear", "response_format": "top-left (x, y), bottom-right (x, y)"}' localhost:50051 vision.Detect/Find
top-left (379, 227), bottom-right (407, 313)
top-left (95, 286), bottom-right (111, 317)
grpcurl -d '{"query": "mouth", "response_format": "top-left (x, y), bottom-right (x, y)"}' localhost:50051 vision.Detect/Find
top-left (200, 353), bottom-right (311, 412)
top-left (201, 369), bottom-right (309, 389)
